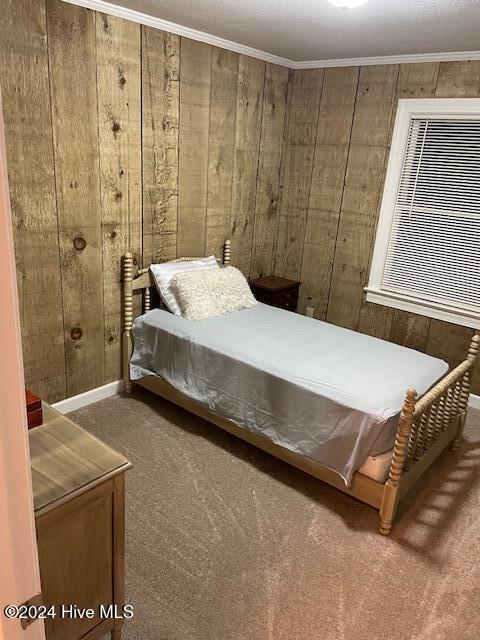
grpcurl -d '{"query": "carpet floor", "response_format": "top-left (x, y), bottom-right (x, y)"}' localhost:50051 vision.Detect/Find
top-left (70, 389), bottom-right (480, 640)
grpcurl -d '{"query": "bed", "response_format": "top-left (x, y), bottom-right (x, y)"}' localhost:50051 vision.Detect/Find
top-left (122, 240), bottom-right (479, 535)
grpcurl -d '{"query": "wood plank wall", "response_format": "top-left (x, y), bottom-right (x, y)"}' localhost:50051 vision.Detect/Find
top-left (277, 61), bottom-right (480, 393)
top-left (0, 0), bottom-right (289, 402)
top-left (1, 1), bottom-right (478, 401)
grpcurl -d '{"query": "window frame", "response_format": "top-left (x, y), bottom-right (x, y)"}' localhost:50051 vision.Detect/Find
top-left (365, 97), bottom-right (480, 330)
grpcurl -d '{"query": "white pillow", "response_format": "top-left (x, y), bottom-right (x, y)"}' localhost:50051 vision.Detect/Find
top-left (150, 256), bottom-right (219, 315)
top-left (170, 266), bottom-right (257, 320)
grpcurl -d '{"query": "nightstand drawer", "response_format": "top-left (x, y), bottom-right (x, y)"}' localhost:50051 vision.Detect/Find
top-left (249, 276), bottom-right (300, 312)
top-left (269, 289), bottom-right (299, 310)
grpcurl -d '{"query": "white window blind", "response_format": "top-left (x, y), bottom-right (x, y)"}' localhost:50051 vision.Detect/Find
top-left (366, 99), bottom-right (480, 329)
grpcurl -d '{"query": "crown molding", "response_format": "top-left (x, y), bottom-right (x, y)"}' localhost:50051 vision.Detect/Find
top-left (60, 0), bottom-right (291, 67)
top-left (290, 50), bottom-right (480, 69)
top-left (61, 0), bottom-right (480, 70)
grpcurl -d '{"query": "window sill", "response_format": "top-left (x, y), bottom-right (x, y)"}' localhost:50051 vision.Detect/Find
top-left (364, 288), bottom-right (480, 329)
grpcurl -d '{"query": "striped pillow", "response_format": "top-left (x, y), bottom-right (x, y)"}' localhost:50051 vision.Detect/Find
top-left (150, 256), bottom-right (219, 315)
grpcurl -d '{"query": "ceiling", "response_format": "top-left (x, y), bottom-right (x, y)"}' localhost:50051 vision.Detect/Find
top-left (105, 0), bottom-right (480, 63)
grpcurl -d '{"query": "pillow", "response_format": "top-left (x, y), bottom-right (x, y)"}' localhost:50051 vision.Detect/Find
top-left (150, 256), bottom-right (219, 315)
top-left (170, 266), bottom-right (257, 320)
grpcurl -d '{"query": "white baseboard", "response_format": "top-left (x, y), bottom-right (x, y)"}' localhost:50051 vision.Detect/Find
top-left (52, 380), bottom-right (124, 414)
top-left (469, 393), bottom-right (480, 410)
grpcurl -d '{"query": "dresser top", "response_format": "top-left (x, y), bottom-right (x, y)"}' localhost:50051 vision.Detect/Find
top-left (249, 275), bottom-right (300, 291)
top-left (30, 403), bottom-right (131, 514)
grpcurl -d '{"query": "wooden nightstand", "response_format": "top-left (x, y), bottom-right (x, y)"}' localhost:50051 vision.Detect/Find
top-left (30, 403), bottom-right (131, 640)
top-left (249, 275), bottom-right (300, 312)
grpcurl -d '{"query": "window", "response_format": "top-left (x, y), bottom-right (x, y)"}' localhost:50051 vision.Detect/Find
top-left (366, 98), bottom-right (480, 329)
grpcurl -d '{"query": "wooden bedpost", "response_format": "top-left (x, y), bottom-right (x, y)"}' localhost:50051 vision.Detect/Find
top-left (122, 252), bottom-right (134, 393)
top-left (379, 387), bottom-right (417, 535)
top-left (450, 333), bottom-right (479, 451)
top-left (144, 286), bottom-right (151, 313)
top-left (223, 239), bottom-right (231, 265)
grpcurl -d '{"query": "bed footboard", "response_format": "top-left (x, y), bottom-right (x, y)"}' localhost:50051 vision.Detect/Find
top-left (379, 333), bottom-right (479, 535)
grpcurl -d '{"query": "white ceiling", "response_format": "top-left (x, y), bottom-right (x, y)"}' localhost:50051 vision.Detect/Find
top-left (104, 0), bottom-right (480, 63)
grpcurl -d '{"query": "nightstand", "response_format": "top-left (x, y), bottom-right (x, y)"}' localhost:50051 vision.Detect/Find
top-left (249, 275), bottom-right (300, 312)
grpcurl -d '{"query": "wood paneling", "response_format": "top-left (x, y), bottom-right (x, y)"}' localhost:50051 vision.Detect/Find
top-left (274, 69), bottom-right (324, 280)
top-left (299, 67), bottom-right (358, 318)
top-left (0, 3), bottom-right (290, 401)
top-left (0, 0), bottom-right (66, 402)
top-left (327, 65), bottom-right (398, 332)
top-left (250, 63), bottom-right (289, 279)
top-left (230, 55), bottom-right (265, 275)
top-left (205, 48), bottom-right (238, 259)
top-left (177, 38), bottom-right (211, 257)
top-left (47, 0), bottom-right (104, 397)
top-left (142, 27), bottom-right (180, 264)
top-left (435, 61), bottom-right (480, 98)
top-left (277, 61), bottom-right (479, 392)
top-left (2, 3), bottom-right (478, 400)
top-left (96, 12), bottom-right (142, 383)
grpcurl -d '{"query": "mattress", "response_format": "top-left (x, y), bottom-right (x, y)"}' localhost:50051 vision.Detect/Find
top-left (359, 450), bottom-right (394, 483)
top-left (130, 303), bottom-right (448, 486)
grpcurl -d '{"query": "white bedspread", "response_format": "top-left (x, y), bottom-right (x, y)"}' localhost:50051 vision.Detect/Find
top-left (130, 304), bottom-right (448, 486)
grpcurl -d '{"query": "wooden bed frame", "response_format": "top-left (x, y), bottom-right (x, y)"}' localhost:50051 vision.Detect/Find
top-left (122, 240), bottom-right (479, 535)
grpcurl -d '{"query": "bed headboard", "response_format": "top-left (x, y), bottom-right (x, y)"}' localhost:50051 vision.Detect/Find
top-left (121, 239), bottom-right (232, 391)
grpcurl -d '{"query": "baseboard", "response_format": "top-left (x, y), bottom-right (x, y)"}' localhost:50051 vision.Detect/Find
top-left (52, 380), bottom-right (124, 414)
top-left (469, 393), bottom-right (480, 410)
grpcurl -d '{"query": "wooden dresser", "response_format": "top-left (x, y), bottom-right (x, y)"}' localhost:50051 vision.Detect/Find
top-left (249, 275), bottom-right (300, 312)
top-left (30, 403), bottom-right (131, 640)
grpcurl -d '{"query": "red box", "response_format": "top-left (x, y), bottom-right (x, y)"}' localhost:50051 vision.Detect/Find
top-left (25, 389), bottom-right (42, 429)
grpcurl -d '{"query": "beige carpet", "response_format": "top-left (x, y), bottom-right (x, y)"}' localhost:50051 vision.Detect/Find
top-left (70, 390), bottom-right (480, 640)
